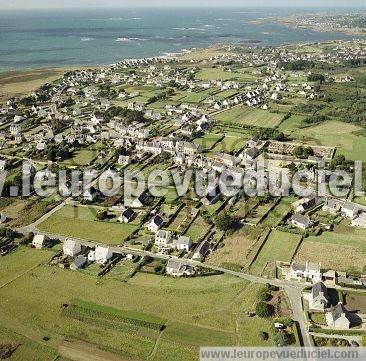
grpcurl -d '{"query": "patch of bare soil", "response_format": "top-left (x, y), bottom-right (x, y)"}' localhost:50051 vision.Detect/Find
top-left (0, 343), bottom-right (20, 359)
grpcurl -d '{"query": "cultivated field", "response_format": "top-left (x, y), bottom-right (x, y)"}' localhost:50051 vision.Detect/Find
top-left (293, 220), bottom-right (366, 272)
top-left (216, 106), bottom-right (284, 128)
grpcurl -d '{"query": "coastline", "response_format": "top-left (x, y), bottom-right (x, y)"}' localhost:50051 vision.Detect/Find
top-left (251, 16), bottom-right (366, 37)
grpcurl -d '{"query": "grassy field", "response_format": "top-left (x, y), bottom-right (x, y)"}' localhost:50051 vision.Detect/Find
top-left (210, 135), bottom-right (246, 154)
top-left (193, 133), bottom-right (222, 150)
top-left (250, 230), bottom-right (302, 276)
top-left (261, 197), bottom-right (294, 228)
top-left (277, 114), bottom-right (306, 134)
top-left (207, 226), bottom-right (264, 270)
top-left (64, 149), bottom-right (98, 166)
top-left (38, 205), bottom-right (138, 245)
top-left (216, 106), bottom-right (283, 128)
top-left (185, 216), bottom-right (211, 242)
top-left (173, 89), bottom-right (214, 104)
top-left (0, 327), bottom-right (57, 361)
top-left (294, 120), bottom-right (366, 161)
top-left (0, 247), bottom-right (276, 360)
top-left (294, 221), bottom-right (366, 272)
top-left (196, 68), bottom-right (256, 82)
top-left (0, 68), bottom-right (67, 102)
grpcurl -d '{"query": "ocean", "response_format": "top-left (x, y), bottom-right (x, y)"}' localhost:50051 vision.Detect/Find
top-left (0, 7), bottom-right (361, 71)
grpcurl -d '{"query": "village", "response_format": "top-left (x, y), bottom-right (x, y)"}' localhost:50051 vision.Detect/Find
top-left (1, 38), bottom-right (366, 359)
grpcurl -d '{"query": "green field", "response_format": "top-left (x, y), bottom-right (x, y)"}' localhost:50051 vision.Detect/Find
top-left (250, 230), bottom-right (302, 276)
top-left (216, 106), bottom-right (284, 128)
top-left (0, 247), bottom-right (276, 360)
top-left (0, 327), bottom-right (57, 361)
top-left (38, 205), bottom-right (138, 245)
top-left (65, 149), bottom-right (97, 166)
top-left (277, 114), bottom-right (307, 134)
top-left (261, 197), bottom-right (295, 228)
top-left (185, 216), bottom-right (211, 242)
top-left (196, 68), bottom-right (256, 82)
top-left (294, 120), bottom-right (366, 161)
top-left (193, 133), bottom-right (223, 149)
top-left (211, 135), bottom-right (246, 154)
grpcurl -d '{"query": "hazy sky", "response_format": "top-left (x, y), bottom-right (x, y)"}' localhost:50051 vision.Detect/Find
top-left (0, 0), bottom-right (365, 9)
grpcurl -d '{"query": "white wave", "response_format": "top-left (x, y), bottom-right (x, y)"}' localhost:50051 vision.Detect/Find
top-left (81, 37), bottom-right (94, 42)
top-left (116, 37), bottom-right (147, 42)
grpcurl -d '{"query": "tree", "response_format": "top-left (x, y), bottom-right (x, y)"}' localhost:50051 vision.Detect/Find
top-left (255, 301), bottom-right (273, 318)
top-left (215, 212), bottom-right (236, 231)
top-left (307, 73), bottom-right (325, 84)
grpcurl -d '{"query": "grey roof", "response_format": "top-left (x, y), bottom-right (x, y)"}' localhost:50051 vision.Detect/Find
top-left (343, 201), bottom-right (358, 212)
top-left (292, 213), bottom-right (311, 227)
top-left (331, 304), bottom-right (352, 322)
top-left (324, 198), bottom-right (342, 210)
top-left (312, 282), bottom-right (328, 299)
top-left (71, 256), bottom-right (87, 269)
top-left (291, 263), bottom-right (306, 272)
top-left (177, 236), bottom-right (191, 245)
top-left (167, 259), bottom-right (184, 272)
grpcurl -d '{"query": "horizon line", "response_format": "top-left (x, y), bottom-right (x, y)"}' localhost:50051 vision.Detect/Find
top-left (0, 5), bottom-right (365, 10)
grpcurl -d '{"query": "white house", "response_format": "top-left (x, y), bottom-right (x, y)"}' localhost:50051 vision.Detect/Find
top-left (118, 155), bottom-right (130, 166)
top-left (341, 201), bottom-right (359, 219)
top-left (175, 236), bottom-right (192, 252)
top-left (94, 246), bottom-right (113, 264)
top-left (291, 213), bottom-right (312, 230)
top-left (154, 230), bottom-right (172, 248)
top-left (118, 208), bottom-right (134, 223)
top-left (288, 261), bottom-right (322, 284)
top-left (326, 304), bottom-right (352, 329)
top-left (63, 239), bottom-right (82, 257)
top-left (147, 215), bottom-right (164, 233)
top-left (166, 259), bottom-right (195, 277)
top-left (32, 234), bottom-right (49, 249)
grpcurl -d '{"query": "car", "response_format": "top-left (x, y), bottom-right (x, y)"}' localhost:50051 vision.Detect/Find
top-left (350, 341), bottom-right (359, 347)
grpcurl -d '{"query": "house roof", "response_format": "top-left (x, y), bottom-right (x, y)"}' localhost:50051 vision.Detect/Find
top-left (71, 256), bottom-right (87, 269)
top-left (291, 263), bottom-right (306, 272)
top-left (95, 246), bottom-right (112, 259)
top-left (151, 215), bottom-right (164, 227)
top-left (331, 304), bottom-right (352, 322)
top-left (343, 201), bottom-right (358, 212)
top-left (122, 208), bottom-right (134, 220)
top-left (177, 236), bottom-right (191, 245)
top-left (156, 230), bottom-right (171, 239)
top-left (292, 213), bottom-right (311, 227)
top-left (312, 282), bottom-right (328, 299)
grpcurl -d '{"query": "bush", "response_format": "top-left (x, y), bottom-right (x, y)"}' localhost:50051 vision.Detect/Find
top-left (273, 331), bottom-right (295, 346)
top-left (260, 331), bottom-right (269, 341)
top-left (256, 302), bottom-right (273, 318)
